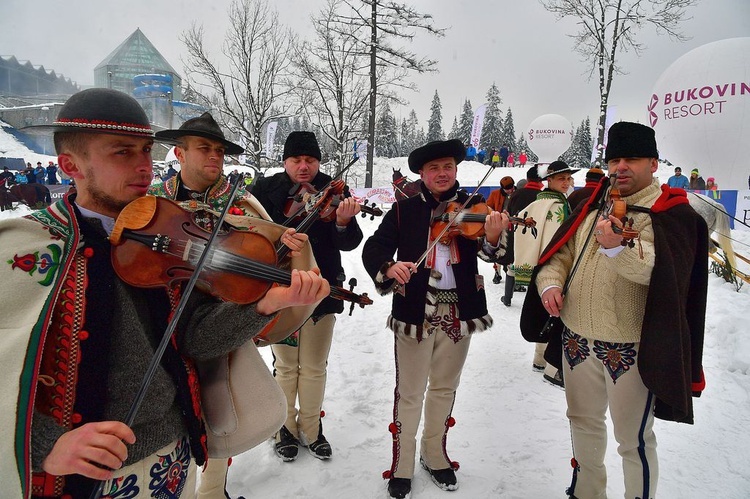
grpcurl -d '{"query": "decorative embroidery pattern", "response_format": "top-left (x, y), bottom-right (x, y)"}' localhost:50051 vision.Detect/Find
top-left (8, 244), bottom-right (61, 286)
top-left (148, 437), bottom-right (191, 498)
top-left (563, 328), bottom-right (590, 369)
top-left (427, 304), bottom-right (464, 343)
top-left (102, 473), bottom-right (140, 498)
top-left (593, 341), bottom-right (637, 383)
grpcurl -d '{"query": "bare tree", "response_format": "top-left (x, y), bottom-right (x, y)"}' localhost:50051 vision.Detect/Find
top-left (291, 0), bottom-right (371, 180)
top-left (540, 0), bottom-right (696, 165)
top-left (334, 0), bottom-right (446, 187)
top-left (180, 0), bottom-right (295, 174)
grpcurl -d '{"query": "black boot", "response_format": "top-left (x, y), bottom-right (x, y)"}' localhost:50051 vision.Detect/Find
top-left (274, 425), bottom-right (299, 462)
top-left (492, 266), bottom-right (502, 284)
top-left (501, 275), bottom-right (515, 307)
top-left (387, 478), bottom-right (412, 498)
top-left (307, 421), bottom-right (332, 460)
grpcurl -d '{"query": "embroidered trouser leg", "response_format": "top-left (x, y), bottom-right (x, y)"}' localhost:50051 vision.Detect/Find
top-left (100, 437), bottom-right (197, 498)
top-left (563, 329), bottom-right (658, 499)
top-left (390, 305), bottom-right (471, 478)
top-left (272, 314), bottom-right (335, 441)
top-left (420, 327), bottom-right (471, 470)
top-left (196, 457), bottom-right (229, 499)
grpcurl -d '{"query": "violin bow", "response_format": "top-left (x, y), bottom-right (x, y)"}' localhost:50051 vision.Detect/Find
top-left (89, 176), bottom-right (245, 498)
top-left (282, 157), bottom-right (360, 226)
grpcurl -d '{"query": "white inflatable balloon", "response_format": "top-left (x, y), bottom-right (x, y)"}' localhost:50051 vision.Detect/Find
top-left (526, 114), bottom-right (574, 163)
top-left (649, 37), bottom-right (750, 189)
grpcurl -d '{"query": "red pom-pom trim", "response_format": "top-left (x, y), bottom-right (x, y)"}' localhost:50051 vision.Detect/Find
top-left (388, 422), bottom-right (399, 434)
top-left (382, 470), bottom-right (393, 479)
top-left (83, 247), bottom-right (94, 258)
top-left (320, 410), bottom-right (326, 418)
top-left (446, 417), bottom-right (456, 427)
top-left (79, 330), bottom-right (89, 341)
top-left (571, 457), bottom-right (578, 469)
top-left (450, 460), bottom-right (460, 470)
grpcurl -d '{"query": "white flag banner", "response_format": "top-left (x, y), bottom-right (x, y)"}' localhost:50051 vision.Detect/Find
top-left (470, 104), bottom-right (487, 148)
top-left (265, 121), bottom-right (278, 156)
top-left (736, 190), bottom-right (750, 232)
top-left (591, 106), bottom-right (617, 163)
top-left (350, 187), bottom-right (396, 206)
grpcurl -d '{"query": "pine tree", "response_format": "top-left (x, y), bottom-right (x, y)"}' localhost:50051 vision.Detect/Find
top-left (579, 117), bottom-right (593, 167)
top-left (561, 118), bottom-right (594, 168)
top-left (426, 90), bottom-right (444, 142)
top-left (502, 108), bottom-right (517, 152)
top-left (457, 99), bottom-right (474, 144)
top-left (448, 116), bottom-right (459, 140)
top-left (399, 109), bottom-right (421, 155)
top-left (517, 133), bottom-right (538, 163)
top-left (479, 83), bottom-right (503, 151)
top-left (376, 100), bottom-right (399, 158)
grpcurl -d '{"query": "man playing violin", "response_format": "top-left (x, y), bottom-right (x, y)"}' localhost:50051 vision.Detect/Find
top-left (150, 112), bottom-right (312, 497)
top-left (361, 139), bottom-right (510, 499)
top-left (0, 88), bottom-right (329, 499)
top-left (250, 131), bottom-right (364, 462)
top-left (521, 122), bottom-right (708, 499)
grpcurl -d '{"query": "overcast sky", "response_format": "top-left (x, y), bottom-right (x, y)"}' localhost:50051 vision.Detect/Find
top-left (1, 0), bottom-right (748, 133)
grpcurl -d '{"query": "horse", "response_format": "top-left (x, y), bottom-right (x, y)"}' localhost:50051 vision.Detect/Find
top-left (392, 168), bottom-right (422, 201)
top-left (687, 191), bottom-right (737, 269)
top-left (0, 181), bottom-right (18, 211)
top-left (9, 183), bottom-right (52, 209)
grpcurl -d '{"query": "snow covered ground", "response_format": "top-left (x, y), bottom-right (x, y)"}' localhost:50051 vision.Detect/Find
top-left (2, 127), bottom-right (749, 498)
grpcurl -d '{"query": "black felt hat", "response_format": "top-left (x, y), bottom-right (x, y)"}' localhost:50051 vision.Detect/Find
top-left (156, 112), bottom-right (244, 155)
top-left (539, 160), bottom-right (579, 180)
top-left (283, 131), bottom-right (321, 161)
top-left (23, 88), bottom-right (154, 138)
top-left (585, 167), bottom-right (605, 182)
top-left (407, 139), bottom-right (465, 173)
top-left (604, 122), bottom-right (658, 163)
top-left (526, 165), bottom-right (542, 181)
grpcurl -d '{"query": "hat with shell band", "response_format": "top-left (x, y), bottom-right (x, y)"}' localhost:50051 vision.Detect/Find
top-left (23, 88), bottom-right (154, 138)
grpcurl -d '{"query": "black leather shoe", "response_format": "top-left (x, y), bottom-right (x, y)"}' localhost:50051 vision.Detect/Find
top-left (500, 295), bottom-right (511, 307)
top-left (420, 457), bottom-right (458, 491)
top-left (387, 478), bottom-right (412, 498)
top-left (274, 426), bottom-right (299, 462)
top-left (308, 434), bottom-right (332, 460)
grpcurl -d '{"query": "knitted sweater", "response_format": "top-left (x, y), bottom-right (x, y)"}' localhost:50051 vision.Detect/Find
top-left (536, 180), bottom-right (659, 343)
top-left (520, 179), bottom-right (708, 423)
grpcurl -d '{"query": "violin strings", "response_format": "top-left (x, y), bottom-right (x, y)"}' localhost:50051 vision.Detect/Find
top-left (162, 237), bottom-right (356, 302)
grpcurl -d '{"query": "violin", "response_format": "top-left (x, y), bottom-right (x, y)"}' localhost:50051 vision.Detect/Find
top-left (607, 186), bottom-right (642, 252)
top-left (109, 195), bottom-right (373, 308)
top-left (430, 201), bottom-right (537, 244)
top-left (283, 180), bottom-right (383, 224)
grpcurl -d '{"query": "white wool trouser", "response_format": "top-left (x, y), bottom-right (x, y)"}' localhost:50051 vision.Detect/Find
top-left (534, 341), bottom-right (547, 368)
top-left (196, 458), bottom-right (230, 499)
top-left (562, 328), bottom-right (658, 499)
top-left (272, 314), bottom-right (336, 442)
top-left (100, 437), bottom-right (197, 498)
top-left (390, 305), bottom-right (472, 479)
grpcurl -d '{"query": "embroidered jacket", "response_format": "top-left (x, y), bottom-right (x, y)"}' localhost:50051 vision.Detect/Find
top-left (1, 193), bottom-right (272, 498)
top-left (362, 183), bottom-right (508, 340)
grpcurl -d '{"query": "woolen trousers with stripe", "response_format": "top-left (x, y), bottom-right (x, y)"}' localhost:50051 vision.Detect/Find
top-left (562, 328), bottom-right (657, 499)
top-left (390, 304), bottom-right (472, 478)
